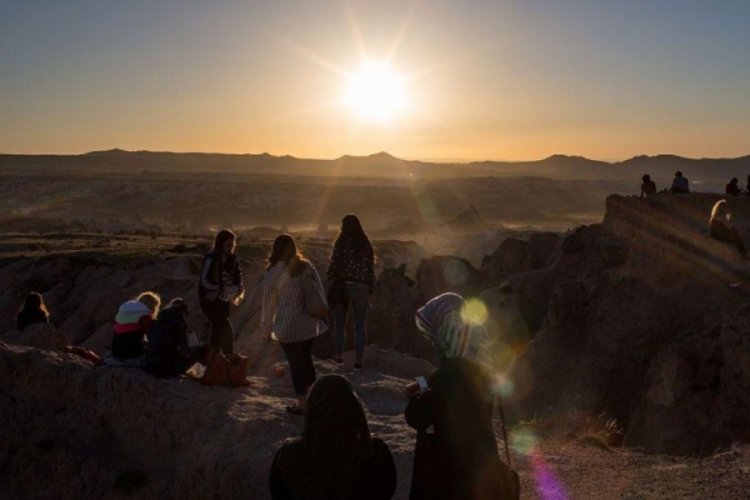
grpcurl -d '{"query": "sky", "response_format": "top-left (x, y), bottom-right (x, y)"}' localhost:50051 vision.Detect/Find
top-left (1, 0), bottom-right (749, 161)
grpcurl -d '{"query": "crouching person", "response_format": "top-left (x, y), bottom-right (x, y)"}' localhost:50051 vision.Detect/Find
top-left (145, 298), bottom-right (208, 377)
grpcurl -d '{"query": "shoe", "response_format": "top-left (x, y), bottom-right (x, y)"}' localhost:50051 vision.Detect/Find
top-left (285, 405), bottom-right (304, 416)
top-left (353, 363), bottom-right (362, 372)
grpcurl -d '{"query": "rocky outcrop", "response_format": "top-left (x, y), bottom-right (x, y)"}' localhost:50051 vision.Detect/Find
top-left (507, 194), bottom-right (750, 455)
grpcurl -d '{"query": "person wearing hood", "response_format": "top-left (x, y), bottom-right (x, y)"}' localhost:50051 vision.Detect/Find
top-left (404, 292), bottom-right (519, 500)
top-left (270, 374), bottom-right (397, 500)
top-left (145, 298), bottom-right (208, 377)
top-left (111, 291), bottom-right (160, 360)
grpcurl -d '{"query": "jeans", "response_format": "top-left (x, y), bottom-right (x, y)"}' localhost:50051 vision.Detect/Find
top-left (203, 300), bottom-right (234, 355)
top-left (281, 337), bottom-right (317, 395)
top-left (334, 282), bottom-right (370, 360)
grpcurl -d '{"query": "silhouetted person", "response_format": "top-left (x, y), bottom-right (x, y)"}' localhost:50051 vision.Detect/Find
top-left (326, 214), bottom-right (375, 371)
top-left (709, 200), bottom-right (748, 258)
top-left (670, 171), bottom-right (690, 193)
top-left (111, 291), bottom-right (160, 360)
top-left (200, 229), bottom-right (244, 355)
top-left (145, 298), bottom-right (208, 377)
top-left (261, 234), bottom-right (327, 415)
top-left (270, 375), bottom-right (397, 500)
top-left (726, 178), bottom-right (741, 196)
top-left (405, 293), bottom-right (518, 500)
top-left (640, 174), bottom-right (657, 197)
top-left (744, 175), bottom-right (750, 195)
top-left (16, 292), bottom-right (50, 331)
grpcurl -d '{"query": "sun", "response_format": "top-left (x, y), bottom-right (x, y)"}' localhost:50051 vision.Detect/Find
top-left (344, 62), bottom-right (407, 122)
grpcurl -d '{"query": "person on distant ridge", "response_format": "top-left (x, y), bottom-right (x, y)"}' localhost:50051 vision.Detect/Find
top-left (670, 171), bottom-right (690, 194)
top-left (326, 214), bottom-right (375, 371)
top-left (16, 292), bottom-right (50, 331)
top-left (261, 234), bottom-right (328, 415)
top-left (199, 229), bottom-right (244, 355)
top-left (269, 374), bottom-right (397, 500)
top-left (744, 175), bottom-right (750, 195)
top-left (709, 200), bottom-right (748, 258)
top-left (726, 178), bottom-right (741, 196)
top-left (640, 174), bottom-right (657, 197)
top-left (145, 298), bottom-right (208, 377)
top-left (111, 291), bottom-right (160, 360)
top-left (404, 293), bottom-right (519, 500)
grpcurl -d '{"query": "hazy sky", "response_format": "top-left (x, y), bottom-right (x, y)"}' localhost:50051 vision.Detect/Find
top-left (2, 0), bottom-right (749, 160)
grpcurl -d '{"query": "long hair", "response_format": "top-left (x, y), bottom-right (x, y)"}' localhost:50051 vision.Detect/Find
top-left (267, 233), bottom-right (308, 277)
top-left (19, 292), bottom-right (48, 316)
top-left (213, 229), bottom-right (236, 256)
top-left (333, 214), bottom-right (373, 256)
top-left (711, 199), bottom-right (730, 221)
top-left (275, 375), bottom-right (373, 498)
top-left (136, 291), bottom-right (161, 317)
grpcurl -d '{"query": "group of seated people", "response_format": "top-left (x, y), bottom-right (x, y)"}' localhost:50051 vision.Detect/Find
top-left (640, 171), bottom-right (691, 196)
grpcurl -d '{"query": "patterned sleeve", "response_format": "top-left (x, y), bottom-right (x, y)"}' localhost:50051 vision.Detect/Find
top-left (234, 257), bottom-right (244, 288)
top-left (326, 244), bottom-right (340, 282)
top-left (260, 272), bottom-right (278, 338)
top-left (200, 255), bottom-right (219, 291)
top-left (366, 246), bottom-right (375, 289)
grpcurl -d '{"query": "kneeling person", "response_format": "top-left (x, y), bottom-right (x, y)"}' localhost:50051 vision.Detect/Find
top-left (145, 298), bottom-right (208, 377)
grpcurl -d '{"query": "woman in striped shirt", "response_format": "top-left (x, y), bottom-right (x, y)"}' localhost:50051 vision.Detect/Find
top-left (261, 234), bottom-right (328, 415)
top-left (111, 291), bottom-right (161, 360)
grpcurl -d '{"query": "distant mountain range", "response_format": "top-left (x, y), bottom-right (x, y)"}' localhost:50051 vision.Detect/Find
top-left (2, 149), bottom-right (749, 183)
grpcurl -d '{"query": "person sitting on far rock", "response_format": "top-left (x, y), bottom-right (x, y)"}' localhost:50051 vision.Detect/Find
top-left (269, 374), bottom-right (397, 500)
top-left (745, 175), bottom-right (750, 195)
top-left (199, 229), bottom-right (245, 355)
top-left (145, 298), bottom-right (209, 377)
top-left (16, 292), bottom-right (50, 331)
top-left (111, 291), bottom-right (160, 360)
top-left (326, 214), bottom-right (375, 371)
top-left (405, 292), bottom-right (518, 500)
top-left (640, 174), bottom-right (657, 197)
top-left (709, 200), bottom-right (748, 259)
top-left (670, 171), bottom-right (690, 194)
top-left (726, 177), bottom-right (741, 196)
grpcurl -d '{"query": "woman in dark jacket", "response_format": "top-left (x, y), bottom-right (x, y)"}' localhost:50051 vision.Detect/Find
top-left (200, 229), bottom-right (244, 354)
top-left (270, 374), bottom-right (397, 500)
top-left (405, 293), bottom-right (519, 500)
top-left (16, 292), bottom-right (50, 331)
top-left (145, 298), bottom-right (208, 377)
top-left (326, 215), bottom-right (375, 371)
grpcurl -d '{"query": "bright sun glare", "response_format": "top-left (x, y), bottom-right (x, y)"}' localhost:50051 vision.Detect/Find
top-left (345, 62), bottom-right (407, 123)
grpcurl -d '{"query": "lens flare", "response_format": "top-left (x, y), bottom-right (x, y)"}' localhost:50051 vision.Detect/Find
top-left (461, 297), bottom-right (489, 326)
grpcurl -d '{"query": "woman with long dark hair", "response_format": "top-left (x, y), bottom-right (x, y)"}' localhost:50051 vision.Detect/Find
top-left (261, 234), bottom-right (328, 414)
top-left (269, 374), bottom-right (397, 499)
top-left (16, 292), bottom-right (50, 331)
top-left (199, 229), bottom-right (244, 355)
top-left (326, 214), bottom-right (375, 371)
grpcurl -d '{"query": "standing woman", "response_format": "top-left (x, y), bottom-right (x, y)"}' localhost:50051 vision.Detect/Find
top-left (200, 229), bottom-right (244, 355)
top-left (261, 234), bottom-right (328, 415)
top-left (326, 214), bottom-right (375, 371)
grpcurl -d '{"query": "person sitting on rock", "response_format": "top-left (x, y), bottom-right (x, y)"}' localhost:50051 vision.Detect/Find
top-left (404, 292), bottom-right (518, 500)
top-left (640, 174), bottom-right (657, 197)
top-left (726, 177), bottom-right (741, 196)
top-left (16, 292), bottom-right (50, 331)
top-left (709, 200), bottom-right (748, 258)
top-left (145, 298), bottom-right (209, 377)
top-left (111, 291), bottom-right (161, 360)
top-left (745, 175), bottom-right (750, 195)
top-left (670, 171), bottom-right (690, 193)
top-left (269, 374), bottom-right (397, 500)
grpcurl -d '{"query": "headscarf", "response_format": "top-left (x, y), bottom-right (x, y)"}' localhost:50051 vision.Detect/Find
top-left (275, 375), bottom-right (373, 499)
top-left (415, 292), bottom-right (495, 383)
